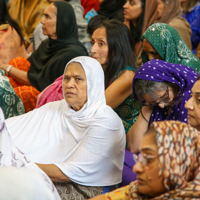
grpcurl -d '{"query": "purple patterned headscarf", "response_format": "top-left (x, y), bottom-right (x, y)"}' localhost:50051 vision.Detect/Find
top-left (132, 59), bottom-right (199, 124)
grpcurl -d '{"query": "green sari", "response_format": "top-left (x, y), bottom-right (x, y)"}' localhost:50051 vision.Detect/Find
top-left (141, 23), bottom-right (200, 73)
top-left (114, 66), bottom-right (140, 133)
top-left (0, 69), bottom-right (25, 119)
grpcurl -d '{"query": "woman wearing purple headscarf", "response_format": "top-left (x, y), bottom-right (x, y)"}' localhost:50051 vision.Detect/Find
top-left (127, 59), bottom-right (198, 153)
top-left (120, 59), bottom-right (198, 187)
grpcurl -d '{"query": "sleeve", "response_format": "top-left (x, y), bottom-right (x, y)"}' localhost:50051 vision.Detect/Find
top-left (104, 186), bottom-right (130, 200)
top-left (54, 124), bottom-right (125, 186)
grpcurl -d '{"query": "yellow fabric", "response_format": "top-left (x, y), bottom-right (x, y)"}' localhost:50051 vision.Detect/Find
top-left (8, 0), bottom-right (49, 44)
top-left (105, 186), bottom-right (130, 200)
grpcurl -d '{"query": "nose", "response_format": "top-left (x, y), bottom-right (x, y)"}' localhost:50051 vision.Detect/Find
top-left (158, 102), bottom-right (165, 108)
top-left (66, 78), bottom-right (75, 88)
top-left (91, 42), bottom-right (97, 55)
top-left (148, 54), bottom-right (154, 61)
top-left (40, 16), bottom-right (45, 24)
top-left (123, 1), bottom-right (128, 8)
top-left (185, 97), bottom-right (194, 110)
top-left (133, 160), bottom-right (144, 174)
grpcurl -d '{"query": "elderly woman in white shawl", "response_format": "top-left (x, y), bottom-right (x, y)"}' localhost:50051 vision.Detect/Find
top-left (4, 56), bottom-right (126, 199)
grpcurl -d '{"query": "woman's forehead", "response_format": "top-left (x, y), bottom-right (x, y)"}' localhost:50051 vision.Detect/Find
top-left (65, 62), bottom-right (85, 75)
top-left (140, 133), bottom-right (158, 153)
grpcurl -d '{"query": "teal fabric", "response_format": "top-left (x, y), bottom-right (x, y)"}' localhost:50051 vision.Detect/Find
top-left (141, 23), bottom-right (200, 73)
top-left (0, 69), bottom-right (25, 119)
top-left (114, 66), bottom-right (140, 133)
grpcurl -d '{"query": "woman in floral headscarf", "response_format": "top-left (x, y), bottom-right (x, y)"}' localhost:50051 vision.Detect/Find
top-left (141, 23), bottom-right (200, 73)
top-left (90, 120), bottom-right (200, 199)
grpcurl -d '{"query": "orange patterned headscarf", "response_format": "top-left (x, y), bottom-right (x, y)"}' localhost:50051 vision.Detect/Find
top-left (129, 120), bottom-right (200, 199)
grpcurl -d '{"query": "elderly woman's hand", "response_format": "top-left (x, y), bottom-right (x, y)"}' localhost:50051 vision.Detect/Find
top-left (0, 64), bottom-right (10, 72)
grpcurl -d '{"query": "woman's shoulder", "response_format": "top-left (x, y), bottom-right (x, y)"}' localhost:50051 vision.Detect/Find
top-left (124, 65), bottom-right (137, 72)
top-left (168, 17), bottom-right (192, 50)
top-left (169, 17), bottom-right (191, 33)
top-left (114, 66), bottom-right (136, 80)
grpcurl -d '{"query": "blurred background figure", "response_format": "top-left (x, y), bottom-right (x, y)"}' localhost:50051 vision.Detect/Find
top-left (180, 0), bottom-right (200, 54)
top-left (80, 0), bottom-right (100, 17)
top-left (8, 0), bottom-right (49, 47)
top-left (123, 0), bottom-right (158, 67)
top-left (157, 0), bottom-right (192, 51)
top-left (98, 0), bottom-right (126, 22)
top-left (32, 0), bottom-right (91, 54)
top-left (0, 0), bottom-right (27, 66)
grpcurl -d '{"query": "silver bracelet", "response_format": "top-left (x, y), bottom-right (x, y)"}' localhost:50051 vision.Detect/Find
top-left (5, 65), bottom-right (13, 76)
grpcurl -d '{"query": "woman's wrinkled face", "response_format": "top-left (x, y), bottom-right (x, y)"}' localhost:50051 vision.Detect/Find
top-left (157, 0), bottom-right (165, 20)
top-left (185, 80), bottom-right (200, 131)
top-left (123, 0), bottom-right (143, 22)
top-left (143, 39), bottom-right (163, 61)
top-left (142, 86), bottom-right (175, 108)
top-left (91, 27), bottom-right (108, 69)
top-left (133, 130), bottom-right (167, 197)
top-left (63, 63), bottom-right (87, 111)
top-left (40, 3), bottom-right (57, 39)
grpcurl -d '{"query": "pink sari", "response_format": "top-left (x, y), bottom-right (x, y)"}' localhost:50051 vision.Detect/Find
top-left (36, 75), bottom-right (64, 108)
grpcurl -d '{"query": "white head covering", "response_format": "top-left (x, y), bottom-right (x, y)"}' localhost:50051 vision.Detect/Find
top-left (6, 56), bottom-right (126, 186)
top-left (0, 167), bottom-right (56, 200)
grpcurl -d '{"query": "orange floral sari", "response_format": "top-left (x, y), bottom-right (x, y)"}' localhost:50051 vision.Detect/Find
top-left (8, 57), bottom-right (40, 112)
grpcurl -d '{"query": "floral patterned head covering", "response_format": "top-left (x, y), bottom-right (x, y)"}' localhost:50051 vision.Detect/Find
top-left (129, 120), bottom-right (200, 199)
top-left (141, 23), bottom-right (200, 73)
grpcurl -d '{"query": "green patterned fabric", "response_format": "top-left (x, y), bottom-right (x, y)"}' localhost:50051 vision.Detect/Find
top-left (0, 69), bottom-right (25, 119)
top-left (141, 23), bottom-right (200, 73)
top-left (114, 66), bottom-right (140, 133)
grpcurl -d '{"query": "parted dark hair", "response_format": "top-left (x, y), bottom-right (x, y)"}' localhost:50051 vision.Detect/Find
top-left (0, 0), bottom-right (24, 45)
top-left (129, 0), bottom-right (146, 45)
top-left (87, 15), bottom-right (109, 36)
top-left (98, 19), bottom-right (137, 88)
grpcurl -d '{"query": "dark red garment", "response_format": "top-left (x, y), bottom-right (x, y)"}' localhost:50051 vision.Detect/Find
top-left (80, 0), bottom-right (100, 17)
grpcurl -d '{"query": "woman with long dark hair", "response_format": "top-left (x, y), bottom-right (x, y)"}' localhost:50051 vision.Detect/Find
top-left (97, 0), bottom-right (126, 22)
top-left (123, 0), bottom-right (158, 56)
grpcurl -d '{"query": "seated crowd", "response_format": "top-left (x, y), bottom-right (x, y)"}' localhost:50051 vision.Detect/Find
top-left (0, 0), bottom-right (200, 199)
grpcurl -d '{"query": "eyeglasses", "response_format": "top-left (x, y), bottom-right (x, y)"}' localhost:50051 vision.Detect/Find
top-left (133, 153), bottom-right (156, 166)
top-left (141, 86), bottom-right (170, 107)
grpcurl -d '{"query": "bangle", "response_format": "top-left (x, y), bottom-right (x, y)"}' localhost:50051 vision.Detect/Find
top-left (5, 65), bottom-right (13, 76)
